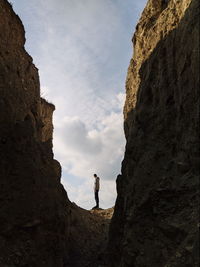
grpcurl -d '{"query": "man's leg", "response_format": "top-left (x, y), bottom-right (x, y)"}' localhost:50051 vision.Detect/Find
top-left (94, 191), bottom-right (97, 208)
top-left (95, 190), bottom-right (99, 208)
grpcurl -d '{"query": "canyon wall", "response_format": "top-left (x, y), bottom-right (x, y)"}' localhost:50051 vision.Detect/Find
top-left (1, 0), bottom-right (199, 266)
top-left (109, 0), bottom-right (199, 266)
top-left (0, 1), bottom-right (71, 266)
top-left (0, 2), bottom-right (110, 267)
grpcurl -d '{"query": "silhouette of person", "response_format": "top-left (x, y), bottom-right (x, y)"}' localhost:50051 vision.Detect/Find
top-left (93, 174), bottom-right (100, 209)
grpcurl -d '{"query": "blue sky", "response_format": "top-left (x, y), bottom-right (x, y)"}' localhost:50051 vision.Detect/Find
top-left (11, 0), bottom-right (147, 209)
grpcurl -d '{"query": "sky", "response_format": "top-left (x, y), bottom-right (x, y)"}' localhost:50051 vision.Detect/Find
top-left (11, 0), bottom-right (147, 209)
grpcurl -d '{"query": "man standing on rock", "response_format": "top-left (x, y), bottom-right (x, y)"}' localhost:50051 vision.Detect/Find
top-left (93, 174), bottom-right (100, 209)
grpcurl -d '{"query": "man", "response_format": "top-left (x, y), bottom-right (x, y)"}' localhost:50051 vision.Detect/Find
top-left (93, 174), bottom-right (100, 209)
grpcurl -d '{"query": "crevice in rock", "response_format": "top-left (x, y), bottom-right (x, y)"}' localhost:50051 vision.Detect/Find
top-left (0, 0), bottom-right (199, 266)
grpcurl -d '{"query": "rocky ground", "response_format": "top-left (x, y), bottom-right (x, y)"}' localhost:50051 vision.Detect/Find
top-left (67, 204), bottom-right (114, 267)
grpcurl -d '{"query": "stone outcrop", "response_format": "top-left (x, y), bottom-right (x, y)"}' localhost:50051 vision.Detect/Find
top-left (0, 1), bottom-right (71, 266)
top-left (68, 205), bottom-right (114, 267)
top-left (0, 2), bottom-right (114, 267)
top-left (1, 0), bottom-right (199, 266)
top-left (108, 0), bottom-right (199, 266)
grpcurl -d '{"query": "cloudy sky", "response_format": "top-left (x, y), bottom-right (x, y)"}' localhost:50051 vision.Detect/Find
top-left (11, 0), bottom-right (147, 209)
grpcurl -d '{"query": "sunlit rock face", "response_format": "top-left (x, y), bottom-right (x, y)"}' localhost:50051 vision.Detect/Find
top-left (108, 0), bottom-right (199, 266)
top-left (0, 1), bottom-right (71, 265)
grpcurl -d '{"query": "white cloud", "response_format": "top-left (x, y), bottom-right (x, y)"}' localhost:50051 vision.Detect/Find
top-left (62, 173), bottom-right (117, 210)
top-left (11, 0), bottom-right (147, 208)
top-left (57, 116), bottom-right (102, 154)
top-left (54, 93), bottom-right (125, 180)
top-left (53, 93), bottom-right (125, 209)
top-left (13, 0), bottom-right (143, 125)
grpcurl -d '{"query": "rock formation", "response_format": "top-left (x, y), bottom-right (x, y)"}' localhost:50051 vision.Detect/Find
top-left (108, 0), bottom-right (199, 266)
top-left (0, 0), bottom-right (71, 265)
top-left (0, 4), bottom-right (113, 267)
top-left (68, 206), bottom-right (114, 267)
top-left (1, 0), bottom-right (199, 266)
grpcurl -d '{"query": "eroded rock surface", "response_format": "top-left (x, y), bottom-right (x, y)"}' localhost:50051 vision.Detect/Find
top-left (0, 1), bottom-right (71, 266)
top-left (108, 0), bottom-right (199, 266)
top-left (1, 0), bottom-right (199, 266)
top-left (68, 205), bottom-right (114, 267)
top-left (0, 3), bottom-right (114, 267)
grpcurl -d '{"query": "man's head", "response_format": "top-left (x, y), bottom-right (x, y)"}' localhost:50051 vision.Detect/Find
top-left (94, 174), bottom-right (97, 178)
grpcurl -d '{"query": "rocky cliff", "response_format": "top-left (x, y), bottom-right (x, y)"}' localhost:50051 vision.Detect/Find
top-left (108, 0), bottom-right (199, 266)
top-left (0, 2), bottom-right (114, 267)
top-left (1, 0), bottom-right (199, 266)
top-left (0, 1), bottom-right (71, 266)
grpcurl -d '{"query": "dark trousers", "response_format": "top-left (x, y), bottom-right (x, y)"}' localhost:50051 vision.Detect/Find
top-left (95, 190), bottom-right (99, 207)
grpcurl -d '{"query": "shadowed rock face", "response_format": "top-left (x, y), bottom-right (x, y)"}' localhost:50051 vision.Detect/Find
top-left (108, 0), bottom-right (199, 266)
top-left (0, 1), bottom-right (71, 266)
top-left (0, 2), bottom-right (114, 267)
top-left (1, 0), bottom-right (199, 266)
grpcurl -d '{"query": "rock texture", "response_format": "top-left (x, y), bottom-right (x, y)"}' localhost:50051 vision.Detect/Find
top-left (0, 1), bottom-right (71, 266)
top-left (108, 0), bottom-right (199, 266)
top-left (68, 205), bottom-right (114, 267)
top-left (1, 0), bottom-right (199, 266)
top-left (0, 2), bottom-right (114, 267)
